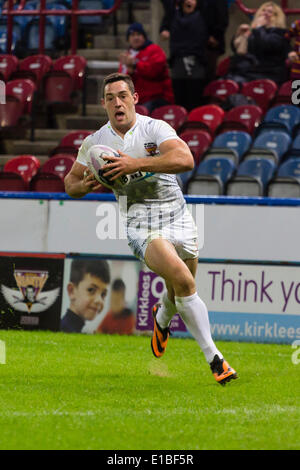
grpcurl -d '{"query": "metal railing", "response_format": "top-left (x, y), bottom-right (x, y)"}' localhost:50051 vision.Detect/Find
top-left (2, 0), bottom-right (123, 54)
top-left (235, 0), bottom-right (300, 16)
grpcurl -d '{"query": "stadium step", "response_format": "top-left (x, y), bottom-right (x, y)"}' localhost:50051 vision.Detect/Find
top-left (93, 35), bottom-right (128, 49)
top-left (2, 139), bottom-right (58, 156)
top-left (78, 48), bottom-right (124, 61)
top-left (63, 115), bottom-right (107, 131)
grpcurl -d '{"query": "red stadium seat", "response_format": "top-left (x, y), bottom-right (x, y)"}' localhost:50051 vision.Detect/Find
top-left (0, 172), bottom-right (28, 191)
top-left (11, 54), bottom-right (52, 87)
top-left (272, 80), bottom-right (293, 106)
top-left (43, 71), bottom-right (74, 104)
top-left (151, 105), bottom-right (188, 131)
top-left (30, 173), bottom-right (65, 192)
top-left (182, 105), bottom-right (225, 136)
top-left (60, 130), bottom-right (92, 148)
top-left (217, 105), bottom-right (263, 135)
top-left (216, 56), bottom-right (230, 78)
top-left (49, 131), bottom-right (92, 157)
top-left (52, 55), bottom-right (87, 90)
top-left (179, 130), bottom-right (212, 164)
top-left (0, 55), bottom-right (18, 82)
top-left (241, 79), bottom-right (278, 112)
top-left (4, 155), bottom-right (40, 186)
top-left (6, 79), bottom-right (36, 114)
top-left (41, 155), bottom-right (75, 179)
top-left (204, 79), bottom-right (240, 104)
top-left (0, 95), bottom-right (23, 128)
top-left (135, 104), bottom-right (149, 116)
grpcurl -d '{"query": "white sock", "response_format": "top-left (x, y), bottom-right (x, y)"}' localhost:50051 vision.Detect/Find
top-left (175, 292), bottom-right (222, 364)
top-left (156, 292), bottom-right (177, 329)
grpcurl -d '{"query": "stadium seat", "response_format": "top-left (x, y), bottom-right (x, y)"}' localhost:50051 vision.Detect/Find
top-left (272, 80), bottom-right (292, 106)
top-left (181, 105), bottom-right (225, 137)
top-left (0, 54), bottom-right (18, 81)
top-left (11, 55), bottom-right (52, 87)
top-left (25, 18), bottom-right (58, 51)
top-left (49, 130), bottom-right (92, 157)
top-left (135, 104), bottom-right (149, 116)
top-left (40, 155), bottom-right (75, 179)
top-left (285, 134), bottom-right (300, 159)
top-left (30, 173), bottom-right (65, 192)
top-left (0, 29), bottom-right (20, 54)
top-left (177, 169), bottom-right (194, 193)
top-left (0, 95), bottom-right (23, 128)
top-left (203, 79), bottom-right (240, 104)
top-left (226, 158), bottom-right (276, 196)
top-left (79, 0), bottom-right (104, 26)
top-left (43, 55), bottom-right (87, 107)
top-left (4, 155), bottom-right (40, 188)
top-left (241, 79), bottom-right (278, 112)
top-left (244, 130), bottom-right (291, 165)
top-left (211, 130), bottom-right (252, 163)
top-left (179, 130), bottom-right (212, 164)
top-left (217, 105), bottom-right (263, 135)
top-left (203, 147), bottom-right (239, 165)
top-left (257, 105), bottom-right (300, 135)
top-left (52, 55), bottom-right (87, 91)
top-left (6, 78), bottom-right (36, 114)
top-left (186, 157), bottom-right (236, 196)
top-left (267, 158), bottom-right (300, 198)
top-left (0, 171), bottom-right (28, 191)
top-left (151, 105), bottom-right (188, 131)
top-left (216, 56), bottom-right (230, 78)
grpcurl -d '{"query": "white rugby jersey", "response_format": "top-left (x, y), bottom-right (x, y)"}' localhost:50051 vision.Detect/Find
top-left (77, 113), bottom-right (187, 227)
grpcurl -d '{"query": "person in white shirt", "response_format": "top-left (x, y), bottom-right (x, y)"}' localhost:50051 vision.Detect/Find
top-left (64, 73), bottom-right (237, 385)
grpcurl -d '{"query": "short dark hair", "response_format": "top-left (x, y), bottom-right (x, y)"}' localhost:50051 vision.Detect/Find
top-left (70, 259), bottom-right (111, 285)
top-left (112, 278), bottom-right (126, 292)
top-left (101, 73), bottom-right (135, 99)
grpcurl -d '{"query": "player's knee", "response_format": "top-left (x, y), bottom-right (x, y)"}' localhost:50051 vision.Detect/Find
top-left (172, 269), bottom-right (195, 297)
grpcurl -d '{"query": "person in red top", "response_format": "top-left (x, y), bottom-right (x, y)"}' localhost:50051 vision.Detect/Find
top-left (119, 22), bottom-right (174, 113)
top-left (97, 279), bottom-right (135, 336)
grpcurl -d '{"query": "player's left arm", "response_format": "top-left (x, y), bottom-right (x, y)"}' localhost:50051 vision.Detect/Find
top-left (102, 139), bottom-right (194, 180)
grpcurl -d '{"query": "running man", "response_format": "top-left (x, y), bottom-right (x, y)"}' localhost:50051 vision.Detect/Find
top-left (64, 72), bottom-right (237, 385)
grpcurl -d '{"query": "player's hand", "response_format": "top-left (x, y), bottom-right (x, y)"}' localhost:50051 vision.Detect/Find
top-left (82, 168), bottom-right (102, 193)
top-left (102, 150), bottom-right (139, 181)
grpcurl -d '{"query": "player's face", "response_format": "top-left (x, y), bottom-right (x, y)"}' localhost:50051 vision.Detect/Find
top-left (68, 274), bottom-right (108, 321)
top-left (102, 80), bottom-right (138, 134)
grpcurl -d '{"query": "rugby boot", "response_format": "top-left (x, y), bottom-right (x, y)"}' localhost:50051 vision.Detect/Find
top-left (151, 303), bottom-right (170, 358)
top-left (210, 354), bottom-right (238, 385)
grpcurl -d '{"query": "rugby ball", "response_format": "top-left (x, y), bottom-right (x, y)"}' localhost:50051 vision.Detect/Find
top-left (86, 144), bottom-right (129, 189)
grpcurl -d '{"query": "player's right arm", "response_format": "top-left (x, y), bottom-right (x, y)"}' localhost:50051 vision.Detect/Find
top-left (64, 161), bottom-right (102, 198)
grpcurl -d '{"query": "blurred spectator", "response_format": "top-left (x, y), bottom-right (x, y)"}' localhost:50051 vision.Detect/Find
top-left (119, 22), bottom-right (174, 113)
top-left (160, 0), bottom-right (208, 111)
top-left (226, 2), bottom-right (290, 85)
top-left (97, 279), bottom-right (135, 335)
top-left (286, 20), bottom-right (300, 80)
top-left (202, 0), bottom-right (229, 83)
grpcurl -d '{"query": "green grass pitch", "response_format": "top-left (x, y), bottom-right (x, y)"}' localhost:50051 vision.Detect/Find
top-left (0, 330), bottom-right (299, 450)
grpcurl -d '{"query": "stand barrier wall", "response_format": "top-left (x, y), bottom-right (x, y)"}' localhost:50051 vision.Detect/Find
top-left (0, 193), bottom-right (299, 344)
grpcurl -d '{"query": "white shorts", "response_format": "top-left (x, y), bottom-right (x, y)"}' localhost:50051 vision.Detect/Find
top-left (126, 204), bottom-right (199, 262)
